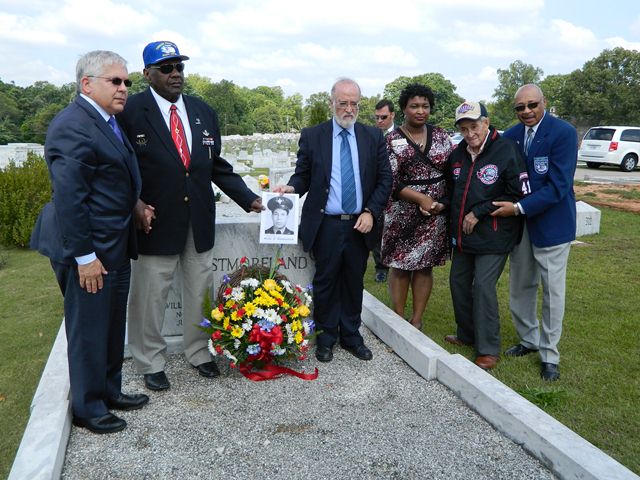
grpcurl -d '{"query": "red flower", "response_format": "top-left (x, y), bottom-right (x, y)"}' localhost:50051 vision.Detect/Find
top-left (277, 257), bottom-right (285, 266)
top-left (281, 314), bottom-right (288, 322)
top-left (295, 286), bottom-right (302, 292)
top-left (212, 331), bottom-right (222, 340)
top-left (237, 308), bottom-right (246, 317)
top-left (215, 345), bottom-right (223, 354)
top-left (230, 362), bottom-right (236, 369)
top-left (276, 298), bottom-right (283, 306)
top-left (294, 295), bottom-right (302, 305)
top-left (224, 287), bottom-right (232, 296)
top-left (240, 256), bottom-right (249, 266)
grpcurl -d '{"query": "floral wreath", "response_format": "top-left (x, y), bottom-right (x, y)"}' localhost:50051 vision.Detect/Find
top-left (200, 254), bottom-right (318, 381)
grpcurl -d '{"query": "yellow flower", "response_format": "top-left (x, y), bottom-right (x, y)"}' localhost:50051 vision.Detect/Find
top-left (225, 299), bottom-right (236, 309)
top-left (231, 310), bottom-right (240, 321)
top-left (291, 320), bottom-right (302, 332)
top-left (263, 279), bottom-right (278, 291)
top-left (223, 317), bottom-right (230, 330)
top-left (298, 304), bottom-right (311, 317)
top-left (211, 308), bottom-right (224, 322)
top-left (244, 302), bottom-right (256, 316)
top-left (295, 331), bottom-right (303, 344)
top-left (231, 326), bottom-right (244, 338)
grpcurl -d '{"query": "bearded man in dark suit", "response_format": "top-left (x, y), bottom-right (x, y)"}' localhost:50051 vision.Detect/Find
top-left (274, 78), bottom-right (392, 363)
top-left (31, 50), bottom-right (149, 434)
top-left (118, 41), bottom-right (263, 391)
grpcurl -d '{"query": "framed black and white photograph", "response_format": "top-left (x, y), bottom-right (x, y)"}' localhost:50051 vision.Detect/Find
top-left (259, 192), bottom-right (299, 244)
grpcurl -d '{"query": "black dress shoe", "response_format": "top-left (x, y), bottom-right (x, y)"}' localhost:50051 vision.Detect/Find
top-left (342, 343), bottom-right (373, 361)
top-left (194, 361), bottom-right (220, 378)
top-left (106, 393), bottom-right (149, 411)
top-left (144, 371), bottom-right (170, 391)
top-left (73, 413), bottom-right (126, 434)
top-left (504, 344), bottom-right (538, 357)
top-left (541, 362), bottom-right (560, 381)
top-left (315, 346), bottom-right (333, 362)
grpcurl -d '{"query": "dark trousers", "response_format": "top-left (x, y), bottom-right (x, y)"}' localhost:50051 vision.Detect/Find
top-left (51, 260), bottom-right (131, 419)
top-left (449, 251), bottom-right (508, 356)
top-left (311, 216), bottom-right (369, 348)
top-left (371, 214), bottom-right (388, 273)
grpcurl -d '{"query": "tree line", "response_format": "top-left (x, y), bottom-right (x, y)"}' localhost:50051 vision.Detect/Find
top-left (1, 47), bottom-right (639, 144)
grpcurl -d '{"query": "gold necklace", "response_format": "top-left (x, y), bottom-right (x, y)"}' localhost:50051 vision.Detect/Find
top-left (401, 125), bottom-right (426, 148)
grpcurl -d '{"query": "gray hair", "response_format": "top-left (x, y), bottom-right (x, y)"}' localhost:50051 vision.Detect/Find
top-left (76, 50), bottom-right (127, 93)
top-left (330, 77), bottom-right (361, 100)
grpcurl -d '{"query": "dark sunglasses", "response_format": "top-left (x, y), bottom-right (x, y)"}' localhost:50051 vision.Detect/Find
top-left (149, 63), bottom-right (185, 74)
top-left (375, 115), bottom-right (389, 120)
top-left (514, 102), bottom-right (540, 112)
top-left (88, 76), bottom-right (132, 87)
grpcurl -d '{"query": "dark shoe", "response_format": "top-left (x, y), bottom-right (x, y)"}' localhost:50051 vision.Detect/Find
top-left (194, 361), bottom-right (221, 378)
top-left (315, 345), bottom-right (333, 363)
top-left (375, 271), bottom-right (388, 282)
top-left (444, 335), bottom-right (472, 347)
top-left (475, 355), bottom-right (499, 370)
top-left (541, 362), bottom-right (560, 381)
top-left (73, 413), bottom-right (126, 434)
top-left (505, 344), bottom-right (538, 357)
top-left (144, 371), bottom-right (170, 391)
top-left (342, 343), bottom-right (373, 361)
top-left (106, 393), bottom-right (149, 411)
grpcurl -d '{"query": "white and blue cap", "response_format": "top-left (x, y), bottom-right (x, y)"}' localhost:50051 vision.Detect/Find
top-left (143, 41), bottom-right (189, 67)
top-left (455, 101), bottom-right (488, 125)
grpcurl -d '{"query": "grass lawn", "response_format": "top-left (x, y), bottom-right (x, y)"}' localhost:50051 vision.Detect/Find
top-left (1, 206), bottom-right (638, 477)
top-left (0, 248), bottom-right (62, 479)
top-left (365, 206), bottom-right (640, 474)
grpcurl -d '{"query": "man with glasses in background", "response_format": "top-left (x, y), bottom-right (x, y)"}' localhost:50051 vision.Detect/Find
top-left (31, 50), bottom-right (149, 433)
top-left (118, 41), bottom-right (263, 391)
top-left (274, 78), bottom-right (392, 363)
top-left (491, 84), bottom-right (577, 381)
top-left (369, 99), bottom-right (395, 283)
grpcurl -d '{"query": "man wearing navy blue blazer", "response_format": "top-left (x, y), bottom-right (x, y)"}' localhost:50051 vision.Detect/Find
top-left (274, 78), bottom-right (392, 363)
top-left (31, 51), bottom-right (149, 433)
top-left (492, 84), bottom-right (577, 381)
top-left (118, 41), bottom-right (263, 391)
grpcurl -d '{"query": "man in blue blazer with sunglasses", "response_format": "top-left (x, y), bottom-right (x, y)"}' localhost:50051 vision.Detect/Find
top-left (118, 41), bottom-right (263, 392)
top-left (492, 84), bottom-right (577, 381)
top-left (31, 50), bottom-right (149, 434)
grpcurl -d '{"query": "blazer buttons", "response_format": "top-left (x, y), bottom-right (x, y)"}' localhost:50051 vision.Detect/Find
top-left (185, 172), bottom-right (190, 177)
top-left (184, 196), bottom-right (189, 202)
top-left (325, 188), bottom-right (329, 193)
top-left (320, 208), bottom-right (325, 214)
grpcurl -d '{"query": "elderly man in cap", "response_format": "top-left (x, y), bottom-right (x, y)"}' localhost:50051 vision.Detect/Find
top-left (118, 41), bottom-right (263, 391)
top-left (443, 101), bottom-right (529, 370)
top-left (265, 196), bottom-right (294, 234)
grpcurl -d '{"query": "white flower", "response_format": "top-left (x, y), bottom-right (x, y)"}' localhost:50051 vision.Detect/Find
top-left (264, 308), bottom-right (280, 324)
top-left (242, 320), bottom-right (253, 331)
top-left (271, 345), bottom-right (286, 356)
top-left (280, 280), bottom-right (293, 293)
top-left (223, 349), bottom-right (238, 364)
top-left (231, 287), bottom-right (245, 301)
top-left (300, 339), bottom-right (309, 348)
top-left (234, 339), bottom-right (241, 349)
top-left (240, 278), bottom-right (260, 289)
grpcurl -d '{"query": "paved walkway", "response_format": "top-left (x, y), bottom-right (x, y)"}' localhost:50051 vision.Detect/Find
top-left (61, 327), bottom-right (554, 480)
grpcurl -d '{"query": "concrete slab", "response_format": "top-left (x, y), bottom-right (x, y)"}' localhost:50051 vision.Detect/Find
top-left (576, 200), bottom-right (601, 237)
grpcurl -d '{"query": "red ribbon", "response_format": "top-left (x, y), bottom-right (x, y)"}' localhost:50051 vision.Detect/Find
top-left (239, 361), bottom-right (319, 382)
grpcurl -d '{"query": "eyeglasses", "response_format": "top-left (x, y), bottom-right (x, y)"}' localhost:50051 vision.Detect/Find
top-left (87, 76), bottom-right (132, 87)
top-left (335, 101), bottom-right (359, 109)
top-left (148, 63), bottom-right (185, 74)
top-left (375, 115), bottom-right (389, 120)
top-left (514, 102), bottom-right (540, 112)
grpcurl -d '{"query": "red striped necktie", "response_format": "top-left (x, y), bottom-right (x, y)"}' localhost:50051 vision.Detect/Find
top-left (170, 104), bottom-right (190, 169)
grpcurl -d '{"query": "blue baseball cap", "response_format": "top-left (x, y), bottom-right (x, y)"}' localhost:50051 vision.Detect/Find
top-left (143, 41), bottom-right (189, 67)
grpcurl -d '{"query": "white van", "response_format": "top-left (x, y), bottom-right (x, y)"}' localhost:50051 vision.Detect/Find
top-left (578, 126), bottom-right (640, 172)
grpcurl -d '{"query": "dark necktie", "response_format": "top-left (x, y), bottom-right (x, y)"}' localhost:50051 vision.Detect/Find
top-left (524, 127), bottom-right (534, 155)
top-left (107, 116), bottom-right (124, 144)
top-left (340, 129), bottom-right (356, 214)
top-left (170, 105), bottom-right (191, 169)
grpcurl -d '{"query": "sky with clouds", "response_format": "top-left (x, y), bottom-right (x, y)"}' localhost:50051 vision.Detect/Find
top-left (1, 0), bottom-right (639, 102)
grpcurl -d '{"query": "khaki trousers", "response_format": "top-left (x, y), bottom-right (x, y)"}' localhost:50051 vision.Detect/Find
top-left (127, 226), bottom-right (213, 374)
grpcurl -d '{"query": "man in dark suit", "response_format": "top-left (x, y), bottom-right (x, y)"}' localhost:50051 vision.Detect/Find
top-left (31, 50), bottom-right (149, 434)
top-left (117, 41), bottom-right (263, 391)
top-left (274, 78), bottom-right (392, 363)
top-left (264, 196), bottom-right (294, 234)
top-left (492, 84), bottom-right (577, 381)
